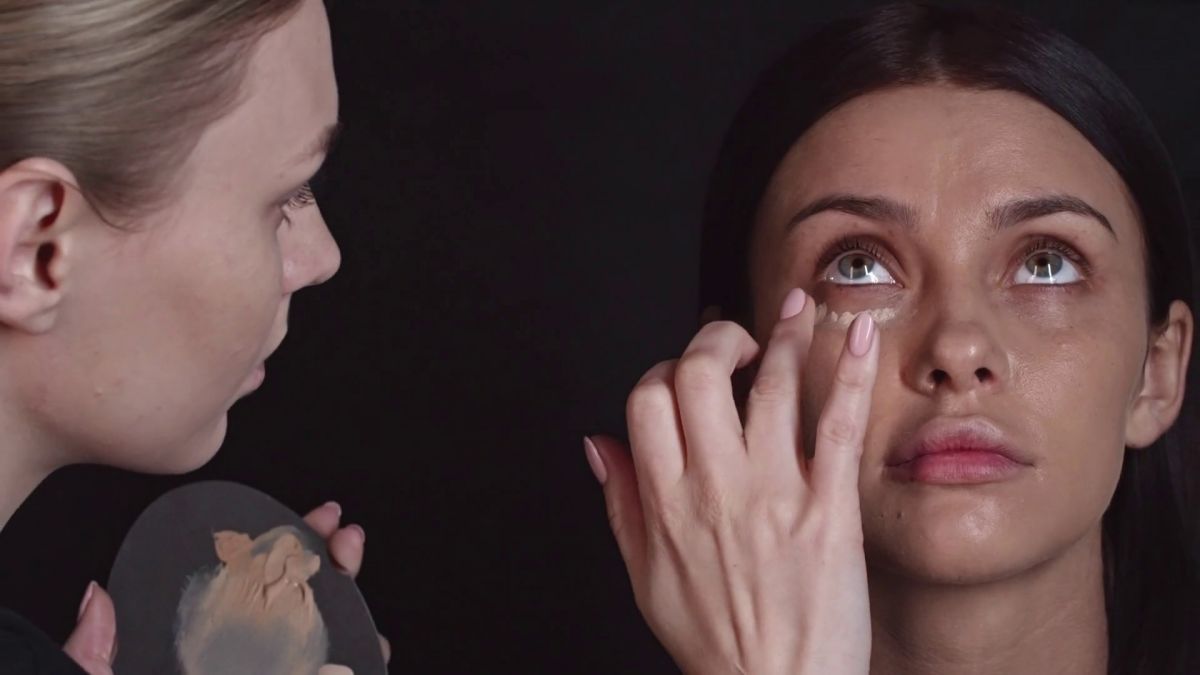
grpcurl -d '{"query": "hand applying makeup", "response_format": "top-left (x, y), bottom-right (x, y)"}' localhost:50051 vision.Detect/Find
top-left (587, 288), bottom-right (879, 675)
top-left (61, 501), bottom-right (391, 674)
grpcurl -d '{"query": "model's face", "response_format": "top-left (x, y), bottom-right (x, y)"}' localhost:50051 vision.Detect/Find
top-left (19, 0), bottom-right (340, 473)
top-left (749, 85), bottom-right (1167, 582)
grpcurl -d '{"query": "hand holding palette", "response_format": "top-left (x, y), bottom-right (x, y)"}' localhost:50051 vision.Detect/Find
top-left (108, 481), bottom-right (386, 675)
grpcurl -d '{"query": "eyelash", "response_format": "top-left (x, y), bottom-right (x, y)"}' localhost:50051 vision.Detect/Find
top-left (815, 236), bottom-right (892, 273)
top-left (284, 182), bottom-right (317, 211)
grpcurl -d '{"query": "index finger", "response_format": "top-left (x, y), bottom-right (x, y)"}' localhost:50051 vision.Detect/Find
top-left (810, 313), bottom-right (879, 505)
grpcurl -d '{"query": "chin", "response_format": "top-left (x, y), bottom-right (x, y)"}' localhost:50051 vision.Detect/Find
top-left (867, 538), bottom-right (1037, 586)
top-left (173, 414), bottom-right (229, 473)
top-left (121, 413), bottom-right (229, 475)
top-left (863, 502), bottom-right (1039, 585)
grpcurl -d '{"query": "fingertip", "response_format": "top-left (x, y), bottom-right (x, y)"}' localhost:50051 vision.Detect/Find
top-left (65, 583), bottom-right (117, 666)
top-left (329, 527), bottom-right (365, 577)
top-left (779, 287), bottom-right (808, 320)
top-left (303, 501), bottom-right (345, 539)
top-left (848, 312), bottom-right (876, 357)
top-left (584, 436), bottom-right (608, 485)
top-left (380, 634), bottom-right (392, 663)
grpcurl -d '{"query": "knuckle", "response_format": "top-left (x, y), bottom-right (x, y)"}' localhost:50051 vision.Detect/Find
top-left (834, 363), bottom-right (870, 391)
top-left (817, 414), bottom-right (859, 447)
top-left (769, 316), bottom-right (804, 342)
top-left (697, 319), bottom-right (748, 342)
top-left (674, 352), bottom-right (724, 393)
top-left (693, 482), bottom-right (730, 527)
top-left (626, 379), bottom-right (676, 423)
top-left (748, 370), bottom-right (794, 404)
top-left (634, 358), bottom-right (677, 387)
top-left (647, 497), bottom-right (689, 538)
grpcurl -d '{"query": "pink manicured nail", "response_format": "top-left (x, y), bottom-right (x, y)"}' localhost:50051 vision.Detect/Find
top-left (849, 313), bottom-right (875, 356)
top-left (584, 436), bottom-right (608, 485)
top-left (779, 288), bottom-right (808, 320)
top-left (77, 581), bottom-right (96, 623)
top-left (348, 524), bottom-right (365, 544)
top-left (324, 501), bottom-right (342, 518)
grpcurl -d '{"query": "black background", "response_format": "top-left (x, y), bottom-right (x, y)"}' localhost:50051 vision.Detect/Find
top-left (2, 1), bottom-right (1198, 673)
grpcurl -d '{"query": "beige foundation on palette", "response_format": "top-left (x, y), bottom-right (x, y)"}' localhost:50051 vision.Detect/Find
top-left (813, 302), bottom-right (900, 327)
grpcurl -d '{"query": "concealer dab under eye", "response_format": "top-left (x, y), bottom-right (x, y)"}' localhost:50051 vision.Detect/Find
top-left (813, 302), bottom-right (900, 328)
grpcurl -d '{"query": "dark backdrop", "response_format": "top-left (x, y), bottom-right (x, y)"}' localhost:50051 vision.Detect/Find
top-left (2, 1), bottom-right (1197, 673)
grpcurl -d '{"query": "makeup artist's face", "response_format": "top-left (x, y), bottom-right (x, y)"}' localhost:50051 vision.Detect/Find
top-left (17, 0), bottom-right (340, 473)
top-left (748, 85), bottom-right (1162, 582)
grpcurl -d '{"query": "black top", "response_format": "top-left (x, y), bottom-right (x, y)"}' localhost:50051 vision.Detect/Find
top-left (0, 609), bottom-right (87, 675)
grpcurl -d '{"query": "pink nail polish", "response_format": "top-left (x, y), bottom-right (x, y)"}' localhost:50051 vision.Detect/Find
top-left (584, 436), bottom-right (608, 485)
top-left (324, 501), bottom-right (342, 518)
top-left (849, 313), bottom-right (875, 356)
top-left (77, 581), bottom-right (96, 623)
top-left (779, 288), bottom-right (808, 320)
top-left (349, 524), bottom-right (366, 544)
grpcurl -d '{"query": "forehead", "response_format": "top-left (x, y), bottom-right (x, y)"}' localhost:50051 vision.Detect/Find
top-left (186, 0), bottom-right (337, 186)
top-left (761, 85), bottom-right (1138, 236)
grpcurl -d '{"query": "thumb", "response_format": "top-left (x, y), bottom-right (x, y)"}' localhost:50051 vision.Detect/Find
top-left (585, 435), bottom-right (646, 574)
top-left (63, 582), bottom-right (117, 675)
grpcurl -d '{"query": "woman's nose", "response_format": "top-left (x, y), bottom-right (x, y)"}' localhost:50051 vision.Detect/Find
top-left (903, 307), bottom-right (1011, 398)
top-left (282, 203), bottom-right (341, 294)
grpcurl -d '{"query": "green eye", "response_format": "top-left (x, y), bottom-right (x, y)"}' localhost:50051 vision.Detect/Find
top-left (1026, 252), bottom-right (1063, 279)
top-left (839, 254), bottom-right (875, 280)
top-left (1014, 249), bottom-right (1082, 285)
top-left (825, 252), bottom-right (895, 285)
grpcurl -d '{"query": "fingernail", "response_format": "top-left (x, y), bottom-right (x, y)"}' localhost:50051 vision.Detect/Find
top-left (348, 524), bottom-right (366, 545)
top-left (77, 581), bottom-right (96, 623)
top-left (779, 288), bottom-right (808, 320)
top-left (324, 501), bottom-right (342, 518)
top-left (849, 313), bottom-right (875, 356)
top-left (583, 436), bottom-right (607, 485)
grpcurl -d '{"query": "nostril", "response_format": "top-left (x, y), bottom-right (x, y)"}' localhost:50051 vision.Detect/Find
top-left (931, 369), bottom-right (949, 386)
top-left (975, 367), bottom-right (992, 383)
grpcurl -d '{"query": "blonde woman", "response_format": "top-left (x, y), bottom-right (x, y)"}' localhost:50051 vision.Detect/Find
top-left (0, 0), bottom-right (385, 672)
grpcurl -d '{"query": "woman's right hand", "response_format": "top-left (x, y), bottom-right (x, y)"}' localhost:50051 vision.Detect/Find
top-left (587, 288), bottom-right (879, 675)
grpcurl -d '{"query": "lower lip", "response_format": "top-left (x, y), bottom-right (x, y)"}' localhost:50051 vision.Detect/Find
top-left (890, 450), bottom-right (1025, 484)
top-left (246, 363), bottom-right (266, 390)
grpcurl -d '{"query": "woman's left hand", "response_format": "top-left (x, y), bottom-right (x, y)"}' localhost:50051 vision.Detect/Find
top-left (303, 502), bottom-right (392, 665)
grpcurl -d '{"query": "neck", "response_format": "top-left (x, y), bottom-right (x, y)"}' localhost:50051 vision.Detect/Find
top-left (0, 401), bottom-right (60, 531)
top-left (868, 526), bottom-right (1108, 675)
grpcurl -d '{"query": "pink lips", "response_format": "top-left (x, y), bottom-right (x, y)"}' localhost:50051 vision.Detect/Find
top-left (886, 418), bottom-right (1032, 485)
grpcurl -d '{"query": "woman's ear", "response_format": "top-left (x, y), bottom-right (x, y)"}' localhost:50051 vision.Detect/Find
top-left (1125, 300), bottom-right (1193, 448)
top-left (0, 158), bottom-right (88, 333)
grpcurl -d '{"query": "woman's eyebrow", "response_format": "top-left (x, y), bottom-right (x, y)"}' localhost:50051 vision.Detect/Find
top-left (988, 195), bottom-right (1116, 240)
top-left (785, 193), bottom-right (1116, 240)
top-left (286, 121), bottom-right (342, 168)
top-left (786, 194), bottom-right (918, 232)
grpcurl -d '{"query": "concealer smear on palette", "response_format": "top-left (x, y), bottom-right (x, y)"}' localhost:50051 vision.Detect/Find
top-left (813, 302), bottom-right (900, 328)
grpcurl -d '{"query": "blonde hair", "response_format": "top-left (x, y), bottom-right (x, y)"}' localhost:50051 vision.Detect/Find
top-left (0, 0), bottom-right (304, 217)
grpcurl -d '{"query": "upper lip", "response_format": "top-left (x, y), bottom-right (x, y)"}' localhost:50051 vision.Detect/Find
top-left (886, 416), bottom-right (1032, 467)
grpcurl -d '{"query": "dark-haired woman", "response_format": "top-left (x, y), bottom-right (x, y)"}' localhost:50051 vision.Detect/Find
top-left (587, 3), bottom-right (1198, 673)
